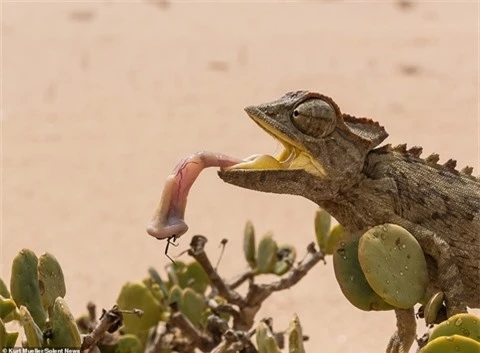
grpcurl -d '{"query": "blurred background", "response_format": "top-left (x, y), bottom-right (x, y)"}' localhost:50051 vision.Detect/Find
top-left (2, 1), bottom-right (478, 352)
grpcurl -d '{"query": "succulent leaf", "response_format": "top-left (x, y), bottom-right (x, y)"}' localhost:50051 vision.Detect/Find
top-left (1, 318), bottom-right (19, 349)
top-left (147, 267), bottom-right (169, 297)
top-left (180, 288), bottom-right (207, 328)
top-left (0, 296), bottom-right (16, 321)
top-left (314, 209), bottom-right (331, 252)
top-left (4, 332), bottom-right (19, 349)
top-left (420, 334), bottom-right (480, 353)
top-left (117, 282), bottom-right (164, 334)
top-left (165, 261), bottom-right (186, 287)
top-left (256, 232), bottom-right (278, 274)
top-left (424, 291), bottom-right (445, 325)
top-left (288, 314), bottom-right (306, 353)
top-left (38, 252), bottom-right (66, 316)
top-left (0, 279), bottom-right (10, 299)
top-left (429, 313), bottom-right (480, 343)
top-left (256, 321), bottom-right (281, 353)
top-left (49, 297), bottom-right (82, 348)
top-left (273, 245), bottom-right (296, 276)
top-left (168, 285), bottom-right (183, 306)
top-left (10, 249), bottom-right (47, 328)
top-left (181, 262), bottom-right (210, 294)
top-left (358, 224), bottom-right (428, 308)
top-left (243, 221), bottom-right (257, 269)
top-left (333, 235), bottom-right (394, 311)
top-left (19, 306), bottom-right (44, 348)
top-left (115, 334), bottom-right (142, 353)
top-left (325, 225), bottom-right (347, 255)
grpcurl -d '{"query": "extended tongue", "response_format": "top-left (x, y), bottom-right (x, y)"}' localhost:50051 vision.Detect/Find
top-left (146, 151), bottom-right (242, 240)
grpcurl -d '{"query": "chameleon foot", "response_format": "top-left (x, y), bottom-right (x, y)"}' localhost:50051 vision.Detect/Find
top-left (386, 308), bottom-right (416, 353)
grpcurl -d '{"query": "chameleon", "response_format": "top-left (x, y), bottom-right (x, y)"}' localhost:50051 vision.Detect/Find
top-left (147, 91), bottom-right (479, 352)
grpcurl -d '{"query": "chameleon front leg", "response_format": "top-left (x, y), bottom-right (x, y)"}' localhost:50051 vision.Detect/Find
top-left (386, 308), bottom-right (416, 353)
top-left (393, 218), bottom-right (467, 316)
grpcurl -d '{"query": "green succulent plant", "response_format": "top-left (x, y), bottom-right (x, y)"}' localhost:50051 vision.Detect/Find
top-left (243, 220), bottom-right (257, 268)
top-left (256, 321), bottom-right (282, 353)
top-left (423, 291), bottom-right (446, 325)
top-left (10, 249), bottom-right (47, 329)
top-left (243, 222), bottom-right (297, 276)
top-left (38, 252), bottom-right (66, 316)
top-left (0, 279), bottom-right (10, 299)
top-left (0, 317), bottom-right (19, 349)
top-left (358, 224), bottom-right (428, 308)
top-left (314, 209), bottom-right (347, 255)
top-left (287, 314), bottom-right (306, 353)
top-left (314, 209), bottom-right (331, 252)
top-left (420, 334), bottom-right (480, 353)
top-left (19, 306), bottom-right (44, 347)
top-left (5, 249), bottom-right (83, 349)
top-left (117, 281), bottom-right (165, 334)
top-left (333, 234), bottom-right (394, 311)
top-left (428, 313), bottom-right (480, 344)
top-left (6, 215), bottom-right (475, 353)
top-left (0, 296), bottom-right (16, 321)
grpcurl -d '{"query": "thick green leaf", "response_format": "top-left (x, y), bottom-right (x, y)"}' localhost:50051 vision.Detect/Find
top-left (243, 221), bottom-right (257, 268)
top-left (314, 209), bottom-right (331, 252)
top-left (256, 233), bottom-right (278, 274)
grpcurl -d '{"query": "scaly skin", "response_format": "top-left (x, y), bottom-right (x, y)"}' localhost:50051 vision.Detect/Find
top-left (217, 91), bottom-right (480, 353)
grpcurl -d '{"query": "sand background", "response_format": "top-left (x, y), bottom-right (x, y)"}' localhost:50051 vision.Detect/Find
top-left (2, 1), bottom-right (479, 352)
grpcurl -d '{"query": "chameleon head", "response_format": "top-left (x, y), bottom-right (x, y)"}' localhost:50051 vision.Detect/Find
top-left (218, 91), bottom-right (388, 200)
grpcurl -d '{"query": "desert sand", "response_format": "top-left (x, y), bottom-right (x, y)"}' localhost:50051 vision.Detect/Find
top-left (2, 1), bottom-right (478, 352)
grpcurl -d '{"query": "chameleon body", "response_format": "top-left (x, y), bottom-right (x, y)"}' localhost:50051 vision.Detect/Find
top-left (217, 91), bottom-right (479, 352)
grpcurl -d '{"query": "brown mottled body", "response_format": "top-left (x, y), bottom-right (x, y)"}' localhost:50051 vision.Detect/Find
top-left (217, 91), bottom-right (480, 352)
top-left (318, 146), bottom-right (480, 309)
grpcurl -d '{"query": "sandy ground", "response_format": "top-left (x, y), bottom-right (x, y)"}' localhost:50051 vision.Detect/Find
top-left (2, 1), bottom-right (479, 352)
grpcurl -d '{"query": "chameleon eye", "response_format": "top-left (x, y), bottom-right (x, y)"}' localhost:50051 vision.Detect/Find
top-left (291, 99), bottom-right (337, 138)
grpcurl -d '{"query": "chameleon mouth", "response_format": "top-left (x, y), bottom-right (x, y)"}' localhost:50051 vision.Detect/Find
top-left (225, 106), bottom-right (323, 175)
top-left (225, 141), bottom-right (304, 171)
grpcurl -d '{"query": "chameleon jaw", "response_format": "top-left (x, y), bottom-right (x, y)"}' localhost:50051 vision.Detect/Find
top-left (224, 148), bottom-right (324, 176)
top-left (225, 144), bottom-right (297, 171)
top-left (224, 112), bottom-right (325, 175)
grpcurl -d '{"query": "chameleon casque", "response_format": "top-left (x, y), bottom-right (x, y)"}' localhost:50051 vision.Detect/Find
top-left (148, 91), bottom-right (480, 352)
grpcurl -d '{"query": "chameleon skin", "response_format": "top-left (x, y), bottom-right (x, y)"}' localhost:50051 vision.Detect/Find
top-left (218, 91), bottom-right (479, 353)
top-left (147, 152), bottom-right (242, 240)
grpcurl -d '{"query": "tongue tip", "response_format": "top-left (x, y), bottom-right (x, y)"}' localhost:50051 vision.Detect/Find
top-left (146, 221), bottom-right (188, 240)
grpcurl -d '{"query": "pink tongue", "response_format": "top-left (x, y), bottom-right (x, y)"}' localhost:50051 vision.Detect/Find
top-left (146, 151), bottom-right (242, 240)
